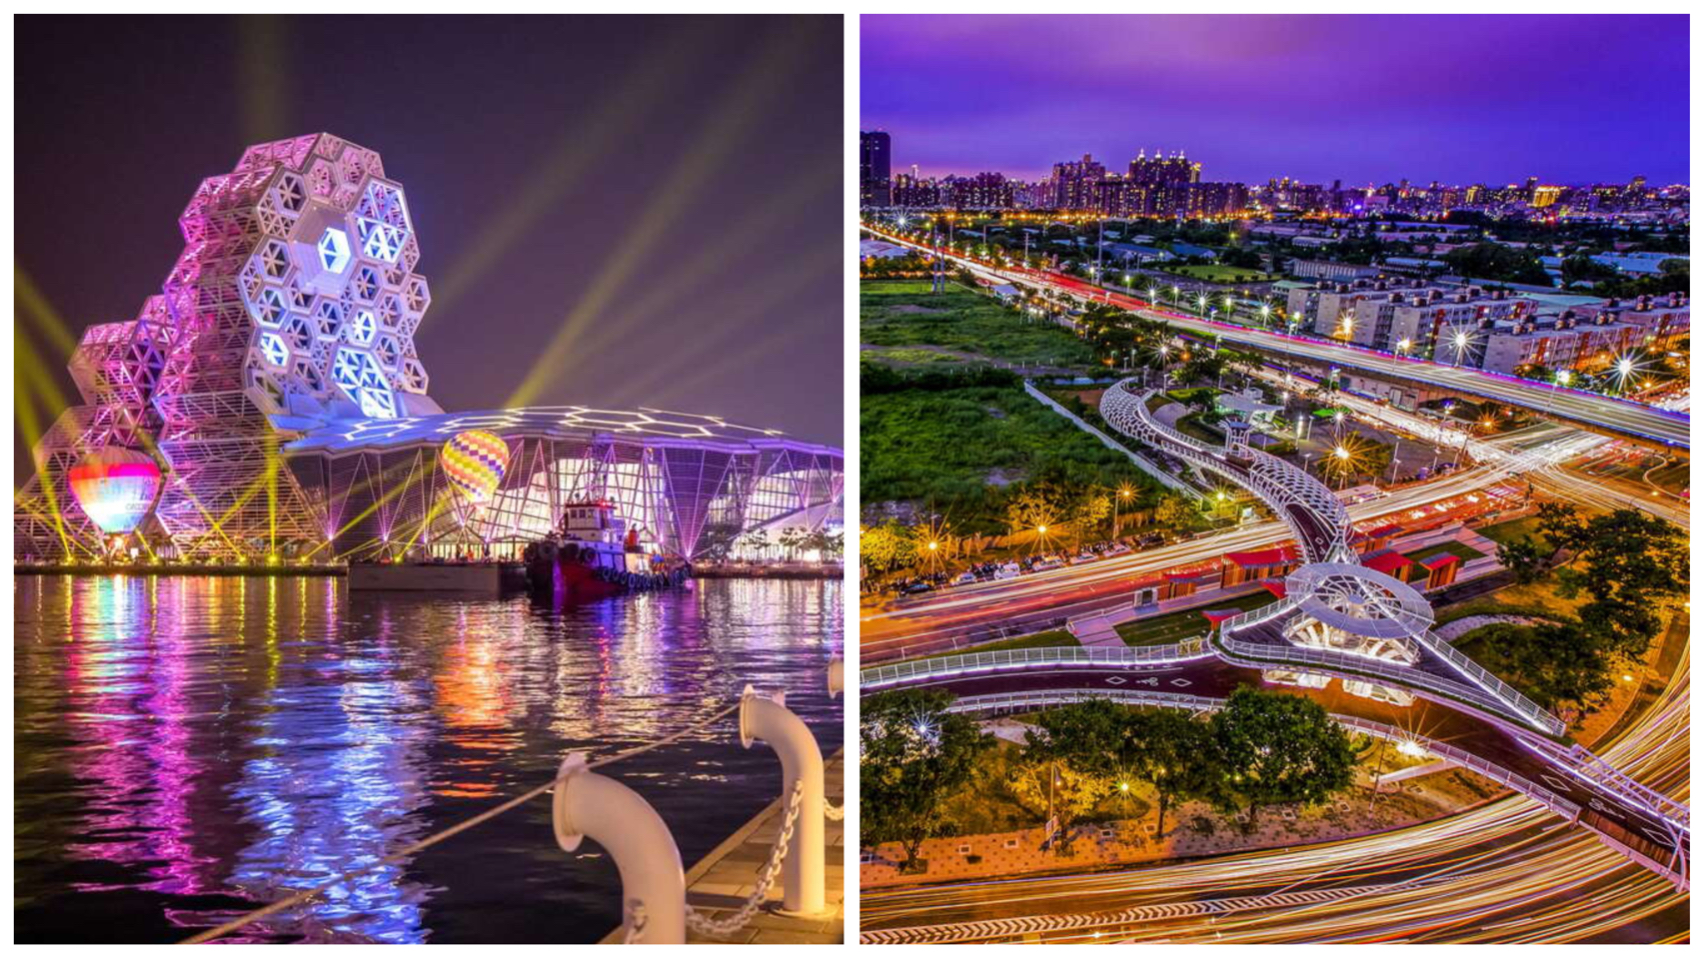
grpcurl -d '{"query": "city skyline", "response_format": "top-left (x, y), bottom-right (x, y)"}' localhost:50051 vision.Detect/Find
top-left (862, 14), bottom-right (1689, 186)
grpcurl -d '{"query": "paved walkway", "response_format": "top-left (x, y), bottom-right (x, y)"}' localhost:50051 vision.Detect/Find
top-left (1066, 612), bottom-right (1126, 648)
top-left (602, 749), bottom-right (845, 944)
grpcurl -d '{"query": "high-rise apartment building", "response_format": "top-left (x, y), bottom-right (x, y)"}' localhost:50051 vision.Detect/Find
top-left (1128, 149), bottom-right (1201, 185)
top-left (860, 130), bottom-right (892, 207)
top-left (1048, 153), bottom-right (1106, 209)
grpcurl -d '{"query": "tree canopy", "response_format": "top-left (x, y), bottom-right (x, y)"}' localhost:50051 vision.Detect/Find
top-left (1210, 686), bottom-right (1357, 828)
top-left (860, 689), bottom-right (994, 865)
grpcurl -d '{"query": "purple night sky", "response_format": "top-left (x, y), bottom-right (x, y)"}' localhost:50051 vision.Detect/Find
top-left (16, 15), bottom-right (842, 482)
top-left (863, 14), bottom-right (1689, 186)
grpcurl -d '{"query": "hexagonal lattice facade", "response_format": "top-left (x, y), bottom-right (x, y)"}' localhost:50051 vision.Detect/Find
top-left (18, 134), bottom-right (437, 560)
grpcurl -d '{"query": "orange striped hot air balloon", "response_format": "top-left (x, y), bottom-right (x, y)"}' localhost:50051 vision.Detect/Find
top-left (439, 430), bottom-right (510, 505)
top-left (68, 447), bottom-right (163, 534)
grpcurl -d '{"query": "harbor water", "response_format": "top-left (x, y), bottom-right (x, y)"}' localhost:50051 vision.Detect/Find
top-left (13, 574), bottom-right (843, 943)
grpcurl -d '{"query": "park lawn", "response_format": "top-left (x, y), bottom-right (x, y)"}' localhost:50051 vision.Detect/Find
top-left (1432, 579), bottom-right (1585, 626)
top-left (1403, 540), bottom-right (1485, 564)
top-left (1158, 263), bottom-right (1280, 284)
top-left (1475, 515), bottom-right (1545, 547)
top-left (862, 381), bottom-right (1156, 520)
top-left (1114, 590), bottom-right (1275, 647)
top-left (861, 279), bottom-right (1099, 368)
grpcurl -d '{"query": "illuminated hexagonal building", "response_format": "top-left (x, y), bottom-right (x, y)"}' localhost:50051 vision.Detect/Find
top-left (15, 134), bottom-right (842, 562)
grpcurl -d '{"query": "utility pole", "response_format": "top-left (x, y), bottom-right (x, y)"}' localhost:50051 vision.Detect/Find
top-left (1093, 217), bottom-right (1105, 297)
top-left (931, 227), bottom-right (946, 294)
top-left (1367, 737), bottom-right (1389, 815)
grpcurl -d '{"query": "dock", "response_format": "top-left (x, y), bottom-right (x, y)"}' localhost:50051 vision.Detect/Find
top-left (601, 748), bottom-right (845, 944)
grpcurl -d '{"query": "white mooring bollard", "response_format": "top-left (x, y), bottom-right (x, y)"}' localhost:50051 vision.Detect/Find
top-left (827, 658), bottom-right (844, 698)
top-left (739, 685), bottom-right (826, 916)
top-left (552, 752), bottom-right (686, 944)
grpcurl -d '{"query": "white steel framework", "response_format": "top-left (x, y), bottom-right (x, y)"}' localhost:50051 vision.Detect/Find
top-left (16, 134), bottom-right (843, 562)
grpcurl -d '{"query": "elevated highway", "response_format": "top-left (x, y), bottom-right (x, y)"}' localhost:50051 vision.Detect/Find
top-left (862, 225), bottom-right (1690, 450)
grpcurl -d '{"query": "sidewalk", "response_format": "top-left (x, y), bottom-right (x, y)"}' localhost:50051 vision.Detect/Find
top-left (603, 749), bottom-right (845, 944)
top-left (860, 763), bottom-right (1499, 891)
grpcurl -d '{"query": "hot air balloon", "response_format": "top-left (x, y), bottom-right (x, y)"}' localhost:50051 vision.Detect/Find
top-left (439, 430), bottom-right (510, 505)
top-left (68, 447), bottom-right (163, 535)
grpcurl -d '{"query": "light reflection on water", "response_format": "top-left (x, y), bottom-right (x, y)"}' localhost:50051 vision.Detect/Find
top-left (14, 575), bottom-right (842, 943)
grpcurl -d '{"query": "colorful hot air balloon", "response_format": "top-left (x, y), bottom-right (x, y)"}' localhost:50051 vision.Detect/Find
top-left (67, 447), bottom-right (163, 535)
top-left (439, 430), bottom-right (510, 505)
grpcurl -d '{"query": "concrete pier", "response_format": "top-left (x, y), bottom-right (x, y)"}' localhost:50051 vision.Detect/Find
top-left (601, 749), bottom-right (845, 944)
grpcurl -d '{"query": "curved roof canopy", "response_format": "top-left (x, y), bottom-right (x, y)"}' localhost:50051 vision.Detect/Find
top-left (286, 405), bottom-right (841, 457)
top-left (1286, 561), bottom-right (1435, 641)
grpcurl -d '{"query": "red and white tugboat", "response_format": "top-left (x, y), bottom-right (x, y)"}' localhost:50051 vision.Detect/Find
top-left (523, 500), bottom-right (689, 601)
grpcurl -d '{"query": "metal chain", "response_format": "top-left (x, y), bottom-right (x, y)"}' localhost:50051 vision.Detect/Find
top-left (685, 779), bottom-right (805, 939)
top-left (622, 898), bottom-right (648, 944)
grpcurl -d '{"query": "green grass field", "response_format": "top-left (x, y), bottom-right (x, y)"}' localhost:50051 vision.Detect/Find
top-left (861, 279), bottom-right (1099, 368)
top-left (1155, 263), bottom-right (1280, 284)
top-left (862, 380), bottom-right (1156, 524)
top-left (1475, 515), bottom-right (1545, 547)
top-left (1432, 579), bottom-right (1584, 625)
top-left (1114, 590), bottom-right (1274, 647)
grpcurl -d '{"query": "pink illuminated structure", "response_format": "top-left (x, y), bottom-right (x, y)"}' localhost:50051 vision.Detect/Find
top-left (16, 135), bottom-right (842, 562)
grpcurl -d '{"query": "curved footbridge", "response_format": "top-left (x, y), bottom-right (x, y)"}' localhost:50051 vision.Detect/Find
top-left (863, 378), bottom-right (1689, 887)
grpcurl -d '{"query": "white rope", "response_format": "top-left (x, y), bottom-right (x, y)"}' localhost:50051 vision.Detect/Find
top-left (684, 779), bottom-right (806, 939)
top-left (824, 800), bottom-right (845, 821)
top-left (179, 701), bottom-right (742, 944)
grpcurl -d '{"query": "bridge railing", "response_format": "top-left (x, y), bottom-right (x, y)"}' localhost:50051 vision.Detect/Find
top-left (859, 641), bottom-right (1211, 690)
top-left (1107, 382), bottom-right (1357, 565)
top-left (1411, 629), bottom-right (1566, 737)
top-left (945, 687), bottom-right (1225, 718)
top-left (1103, 382), bottom-right (1221, 457)
top-left (1218, 600), bottom-right (1565, 736)
top-left (943, 688), bottom-right (1583, 822)
top-left (1542, 741), bottom-right (1691, 829)
top-left (1223, 596), bottom-right (1302, 633)
top-left (1329, 715), bottom-right (1582, 821)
